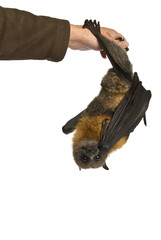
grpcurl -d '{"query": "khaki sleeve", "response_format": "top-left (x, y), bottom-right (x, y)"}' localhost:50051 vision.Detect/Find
top-left (0, 6), bottom-right (70, 62)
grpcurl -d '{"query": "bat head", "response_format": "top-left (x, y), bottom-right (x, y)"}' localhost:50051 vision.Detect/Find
top-left (73, 139), bottom-right (108, 170)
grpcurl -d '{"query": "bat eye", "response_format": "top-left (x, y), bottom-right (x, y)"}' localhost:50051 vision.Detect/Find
top-left (95, 155), bottom-right (100, 161)
top-left (82, 156), bottom-right (88, 163)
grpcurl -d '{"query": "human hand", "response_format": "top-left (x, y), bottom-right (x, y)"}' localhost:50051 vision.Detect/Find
top-left (69, 24), bottom-right (129, 58)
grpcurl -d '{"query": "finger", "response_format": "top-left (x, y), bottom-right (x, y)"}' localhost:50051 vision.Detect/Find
top-left (114, 37), bottom-right (129, 50)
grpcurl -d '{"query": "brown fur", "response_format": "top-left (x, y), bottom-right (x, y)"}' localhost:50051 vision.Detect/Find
top-left (73, 115), bottom-right (110, 144)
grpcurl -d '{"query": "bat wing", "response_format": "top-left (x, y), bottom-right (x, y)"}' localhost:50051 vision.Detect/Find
top-left (99, 72), bottom-right (152, 154)
top-left (62, 110), bottom-right (85, 134)
top-left (83, 20), bottom-right (132, 85)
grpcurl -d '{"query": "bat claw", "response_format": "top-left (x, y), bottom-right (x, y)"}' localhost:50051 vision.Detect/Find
top-left (102, 163), bottom-right (109, 170)
top-left (115, 37), bottom-right (124, 42)
top-left (143, 113), bottom-right (147, 126)
top-left (83, 19), bottom-right (101, 37)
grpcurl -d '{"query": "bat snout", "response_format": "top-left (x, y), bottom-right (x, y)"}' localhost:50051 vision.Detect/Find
top-left (89, 149), bottom-right (97, 154)
top-left (86, 144), bottom-right (99, 157)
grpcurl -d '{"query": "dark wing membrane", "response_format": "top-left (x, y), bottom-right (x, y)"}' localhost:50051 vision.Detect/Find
top-left (99, 72), bottom-right (152, 154)
top-left (83, 20), bottom-right (132, 85)
top-left (62, 110), bottom-right (85, 134)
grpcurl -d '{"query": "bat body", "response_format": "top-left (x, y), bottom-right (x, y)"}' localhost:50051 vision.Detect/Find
top-left (72, 69), bottom-right (129, 169)
top-left (62, 20), bottom-right (151, 170)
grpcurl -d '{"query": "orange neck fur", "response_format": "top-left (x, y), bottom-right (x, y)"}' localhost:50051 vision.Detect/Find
top-left (73, 115), bottom-right (111, 144)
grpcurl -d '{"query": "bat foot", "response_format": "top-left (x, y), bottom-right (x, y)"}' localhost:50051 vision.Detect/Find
top-left (115, 37), bottom-right (129, 52)
top-left (83, 19), bottom-right (101, 38)
top-left (115, 37), bottom-right (124, 42)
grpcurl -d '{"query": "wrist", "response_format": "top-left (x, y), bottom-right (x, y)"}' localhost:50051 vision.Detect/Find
top-left (68, 24), bottom-right (83, 50)
top-left (68, 24), bottom-right (100, 51)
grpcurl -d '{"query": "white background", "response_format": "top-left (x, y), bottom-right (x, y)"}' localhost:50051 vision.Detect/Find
top-left (0, 1), bottom-right (160, 240)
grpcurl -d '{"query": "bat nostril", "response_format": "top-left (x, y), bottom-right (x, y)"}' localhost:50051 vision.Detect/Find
top-left (87, 148), bottom-right (99, 156)
top-left (87, 148), bottom-right (96, 155)
top-left (88, 149), bottom-right (96, 154)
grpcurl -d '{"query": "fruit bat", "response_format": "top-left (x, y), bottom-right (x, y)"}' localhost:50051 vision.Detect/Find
top-left (62, 20), bottom-right (151, 170)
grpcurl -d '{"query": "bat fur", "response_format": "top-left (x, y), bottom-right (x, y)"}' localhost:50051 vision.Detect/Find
top-left (72, 68), bottom-right (130, 169)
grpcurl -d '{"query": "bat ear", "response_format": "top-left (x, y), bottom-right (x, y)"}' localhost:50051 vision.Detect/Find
top-left (102, 163), bottom-right (109, 170)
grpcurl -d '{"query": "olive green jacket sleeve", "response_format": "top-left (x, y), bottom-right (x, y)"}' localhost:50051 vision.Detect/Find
top-left (0, 6), bottom-right (70, 62)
